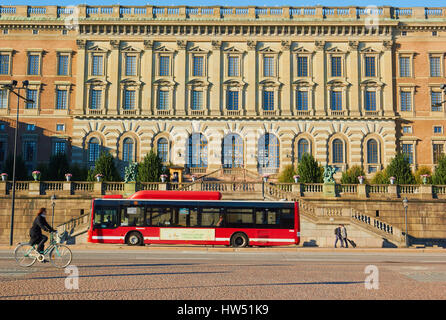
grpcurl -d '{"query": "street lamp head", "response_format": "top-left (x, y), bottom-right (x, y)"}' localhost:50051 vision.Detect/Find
top-left (402, 197), bottom-right (408, 208)
top-left (11, 80), bottom-right (17, 87)
top-left (441, 84), bottom-right (446, 90)
top-left (22, 80), bottom-right (29, 87)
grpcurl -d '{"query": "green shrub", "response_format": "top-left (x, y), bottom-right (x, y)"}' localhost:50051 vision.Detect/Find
top-left (296, 153), bottom-right (323, 183)
top-left (138, 150), bottom-right (166, 182)
top-left (385, 153), bottom-right (415, 184)
top-left (414, 166), bottom-right (432, 184)
top-left (278, 164), bottom-right (297, 183)
top-left (340, 165), bottom-right (366, 184)
top-left (88, 151), bottom-right (121, 182)
top-left (433, 155), bottom-right (446, 185)
top-left (371, 170), bottom-right (389, 184)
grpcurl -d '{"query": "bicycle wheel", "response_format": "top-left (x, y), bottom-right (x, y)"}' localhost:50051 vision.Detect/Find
top-left (14, 243), bottom-right (37, 267)
top-left (49, 244), bottom-right (72, 268)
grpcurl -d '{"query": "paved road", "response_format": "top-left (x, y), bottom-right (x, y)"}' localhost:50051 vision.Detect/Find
top-left (0, 246), bottom-right (445, 301)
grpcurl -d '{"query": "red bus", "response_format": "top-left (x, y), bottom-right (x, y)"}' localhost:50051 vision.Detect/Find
top-left (87, 191), bottom-right (300, 247)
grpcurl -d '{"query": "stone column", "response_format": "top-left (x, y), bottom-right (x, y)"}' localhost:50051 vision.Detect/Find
top-left (74, 40), bottom-right (87, 115)
top-left (246, 40), bottom-right (257, 116)
top-left (280, 40), bottom-right (292, 116)
top-left (108, 40), bottom-right (120, 115)
top-left (313, 41), bottom-right (326, 116)
top-left (209, 40), bottom-right (222, 116)
top-left (175, 40), bottom-right (187, 116)
top-left (348, 41), bottom-right (361, 117)
top-left (141, 40), bottom-right (153, 115)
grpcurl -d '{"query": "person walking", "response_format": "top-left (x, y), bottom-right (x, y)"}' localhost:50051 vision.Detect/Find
top-left (341, 224), bottom-right (348, 248)
top-left (29, 208), bottom-right (56, 253)
top-left (334, 224), bottom-right (344, 248)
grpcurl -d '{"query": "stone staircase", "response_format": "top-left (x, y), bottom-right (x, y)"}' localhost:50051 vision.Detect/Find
top-left (56, 213), bottom-right (90, 244)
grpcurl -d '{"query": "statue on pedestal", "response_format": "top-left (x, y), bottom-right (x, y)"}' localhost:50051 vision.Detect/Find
top-left (323, 164), bottom-right (336, 183)
top-left (124, 162), bottom-right (138, 183)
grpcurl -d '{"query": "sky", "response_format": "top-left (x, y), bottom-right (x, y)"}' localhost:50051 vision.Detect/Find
top-left (3, 0), bottom-right (446, 7)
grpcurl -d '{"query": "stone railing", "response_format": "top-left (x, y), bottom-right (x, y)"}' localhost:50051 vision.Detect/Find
top-left (0, 5), bottom-right (445, 20)
top-left (0, 180), bottom-right (444, 200)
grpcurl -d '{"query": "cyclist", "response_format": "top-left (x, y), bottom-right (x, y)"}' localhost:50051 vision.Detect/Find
top-left (29, 208), bottom-right (56, 253)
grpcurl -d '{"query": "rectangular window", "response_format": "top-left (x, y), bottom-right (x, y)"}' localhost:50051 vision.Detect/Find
top-left (125, 55), bottom-right (137, 76)
top-left (123, 90), bottom-right (136, 110)
top-left (25, 89), bottom-right (37, 109)
top-left (91, 55), bottom-right (103, 76)
top-left (0, 89), bottom-right (7, 109)
top-left (297, 56), bottom-right (308, 77)
top-left (227, 91), bottom-right (239, 110)
top-left (402, 126), bottom-right (412, 134)
top-left (401, 144), bottom-right (413, 164)
top-left (191, 90), bottom-right (203, 110)
top-left (53, 141), bottom-right (66, 155)
top-left (158, 90), bottom-right (169, 110)
top-left (159, 56), bottom-right (170, 76)
top-left (90, 90), bottom-right (102, 110)
top-left (263, 57), bottom-right (274, 77)
top-left (26, 124), bottom-right (35, 131)
top-left (431, 91), bottom-right (443, 111)
top-left (23, 141), bottom-right (36, 162)
top-left (400, 91), bottom-right (412, 112)
top-left (263, 91), bottom-right (274, 111)
top-left (57, 54), bottom-right (69, 76)
top-left (330, 91), bottom-right (342, 110)
top-left (228, 56), bottom-right (239, 77)
top-left (430, 56), bottom-right (441, 77)
top-left (28, 54), bottom-right (40, 75)
top-left (331, 57), bottom-right (342, 77)
top-left (365, 91), bottom-right (376, 111)
top-left (296, 91), bottom-right (308, 111)
top-left (365, 56), bottom-right (376, 77)
top-left (399, 57), bottom-right (411, 77)
top-left (225, 208), bottom-right (254, 228)
top-left (434, 126), bottom-right (443, 134)
top-left (56, 89), bottom-right (67, 110)
top-left (56, 124), bottom-right (65, 132)
top-left (433, 144), bottom-right (444, 164)
top-left (192, 56), bottom-right (204, 77)
top-left (0, 55), bottom-right (9, 75)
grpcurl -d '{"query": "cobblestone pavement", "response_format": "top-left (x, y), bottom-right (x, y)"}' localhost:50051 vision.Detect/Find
top-left (0, 248), bottom-right (445, 300)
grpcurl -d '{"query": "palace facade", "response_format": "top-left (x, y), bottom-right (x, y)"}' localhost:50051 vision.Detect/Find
top-left (0, 5), bottom-right (445, 177)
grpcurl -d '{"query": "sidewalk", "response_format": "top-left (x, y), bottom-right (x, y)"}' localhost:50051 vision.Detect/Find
top-left (0, 243), bottom-right (444, 253)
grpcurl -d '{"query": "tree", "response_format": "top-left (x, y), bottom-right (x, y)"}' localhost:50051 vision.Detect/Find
top-left (138, 150), bottom-right (164, 182)
top-left (296, 153), bottom-right (323, 183)
top-left (341, 165), bottom-right (366, 184)
top-left (432, 155), bottom-right (446, 185)
top-left (385, 153), bottom-right (415, 185)
top-left (414, 165), bottom-right (432, 185)
top-left (278, 164), bottom-right (296, 183)
top-left (4, 153), bottom-right (28, 180)
top-left (89, 151), bottom-right (121, 181)
top-left (371, 170), bottom-right (389, 184)
top-left (46, 153), bottom-right (70, 181)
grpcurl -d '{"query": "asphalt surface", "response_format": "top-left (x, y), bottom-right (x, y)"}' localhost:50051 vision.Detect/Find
top-left (0, 244), bottom-right (445, 302)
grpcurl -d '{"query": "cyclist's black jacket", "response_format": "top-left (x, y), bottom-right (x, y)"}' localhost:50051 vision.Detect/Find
top-left (29, 215), bottom-right (55, 238)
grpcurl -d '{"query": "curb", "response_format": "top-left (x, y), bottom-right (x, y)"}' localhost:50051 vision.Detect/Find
top-left (0, 244), bottom-right (444, 253)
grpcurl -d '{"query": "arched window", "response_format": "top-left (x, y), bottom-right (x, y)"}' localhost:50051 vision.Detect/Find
top-left (367, 139), bottom-right (378, 164)
top-left (222, 134), bottom-right (244, 168)
top-left (332, 139), bottom-right (344, 164)
top-left (297, 138), bottom-right (309, 162)
top-left (187, 133), bottom-right (208, 168)
top-left (157, 138), bottom-right (169, 163)
top-left (258, 133), bottom-right (279, 174)
top-left (122, 138), bottom-right (134, 162)
top-left (88, 137), bottom-right (100, 165)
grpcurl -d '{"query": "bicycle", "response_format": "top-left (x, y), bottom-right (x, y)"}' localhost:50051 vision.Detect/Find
top-left (14, 232), bottom-right (72, 268)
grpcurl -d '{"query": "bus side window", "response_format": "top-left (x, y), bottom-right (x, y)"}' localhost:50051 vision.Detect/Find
top-left (93, 206), bottom-right (118, 229)
top-left (255, 209), bottom-right (278, 228)
top-left (121, 207), bottom-right (144, 227)
top-left (280, 208), bottom-right (294, 229)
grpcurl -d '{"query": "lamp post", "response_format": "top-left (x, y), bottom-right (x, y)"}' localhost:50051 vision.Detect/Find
top-left (51, 194), bottom-right (56, 229)
top-left (2, 80), bottom-right (33, 246)
top-left (402, 197), bottom-right (409, 247)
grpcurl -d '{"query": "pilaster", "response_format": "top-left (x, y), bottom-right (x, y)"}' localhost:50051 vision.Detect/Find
top-left (246, 40), bottom-right (257, 116)
top-left (210, 40), bottom-right (222, 116)
top-left (313, 41), bottom-right (326, 116)
top-left (108, 40), bottom-right (120, 115)
top-left (175, 40), bottom-right (187, 116)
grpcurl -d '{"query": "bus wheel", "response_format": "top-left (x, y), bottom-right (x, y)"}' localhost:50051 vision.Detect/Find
top-left (231, 232), bottom-right (249, 248)
top-left (126, 232), bottom-right (143, 246)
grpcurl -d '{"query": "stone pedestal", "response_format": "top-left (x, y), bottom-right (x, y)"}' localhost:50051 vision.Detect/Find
top-left (29, 181), bottom-right (41, 196)
top-left (357, 184), bottom-right (367, 198)
top-left (124, 182), bottom-right (137, 196)
top-left (94, 182), bottom-right (103, 195)
top-left (0, 181), bottom-right (6, 195)
top-left (323, 182), bottom-right (336, 197)
top-left (159, 183), bottom-right (167, 191)
top-left (63, 182), bottom-right (73, 195)
top-left (420, 184), bottom-right (433, 199)
top-left (292, 183), bottom-right (302, 196)
top-left (388, 184), bottom-right (398, 198)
